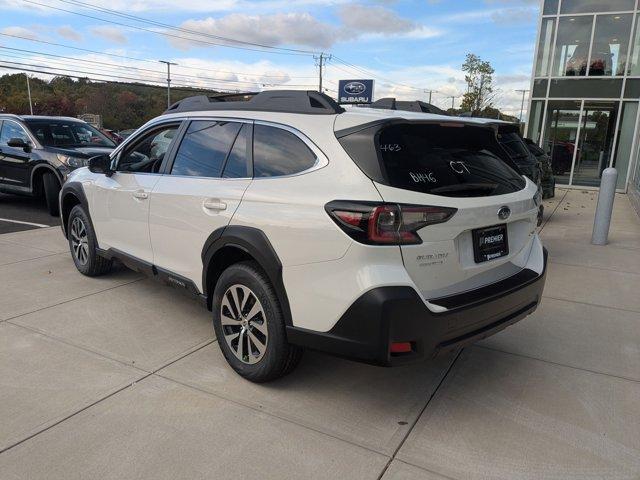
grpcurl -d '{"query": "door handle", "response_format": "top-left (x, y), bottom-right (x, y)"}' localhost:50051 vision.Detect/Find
top-left (132, 190), bottom-right (149, 200)
top-left (203, 199), bottom-right (227, 211)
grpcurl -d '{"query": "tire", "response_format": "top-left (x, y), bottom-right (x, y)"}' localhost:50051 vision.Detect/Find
top-left (42, 172), bottom-right (61, 216)
top-left (67, 205), bottom-right (113, 276)
top-left (212, 261), bottom-right (303, 383)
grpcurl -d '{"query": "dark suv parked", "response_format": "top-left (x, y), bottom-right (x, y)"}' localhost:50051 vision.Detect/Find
top-left (0, 115), bottom-right (116, 215)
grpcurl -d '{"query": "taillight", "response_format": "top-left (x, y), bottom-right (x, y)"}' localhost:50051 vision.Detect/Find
top-left (326, 201), bottom-right (456, 245)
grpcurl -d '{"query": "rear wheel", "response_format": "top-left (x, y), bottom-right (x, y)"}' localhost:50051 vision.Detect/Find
top-left (68, 205), bottom-right (112, 276)
top-left (42, 172), bottom-right (60, 216)
top-left (212, 261), bottom-right (303, 382)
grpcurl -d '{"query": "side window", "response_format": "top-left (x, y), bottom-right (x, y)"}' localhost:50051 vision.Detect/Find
top-left (253, 124), bottom-right (317, 177)
top-left (171, 120), bottom-right (241, 178)
top-left (222, 124), bottom-right (251, 178)
top-left (0, 121), bottom-right (30, 146)
top-left (117, 125), bottom-right (179, 173)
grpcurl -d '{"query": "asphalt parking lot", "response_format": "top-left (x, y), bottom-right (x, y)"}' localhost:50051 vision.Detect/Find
top-left (0, 193), bottom-right (60, 234)
top-left (1, 188), bottom-right (639, 479)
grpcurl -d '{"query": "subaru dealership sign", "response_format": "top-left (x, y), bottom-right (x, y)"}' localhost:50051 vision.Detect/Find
top-left (338, 79), bottom-right (374, 104)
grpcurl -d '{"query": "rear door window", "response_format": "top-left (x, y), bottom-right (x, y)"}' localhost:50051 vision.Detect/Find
top-left (377, 123), bottom-right (525, 197)
top-left (253, 124), bottom-right (317, 177)
top-left (171, 121), bottom-right (242, 178)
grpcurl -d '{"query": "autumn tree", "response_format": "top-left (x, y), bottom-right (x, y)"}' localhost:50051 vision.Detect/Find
top-left (461, 53), bottom-right (497, 116)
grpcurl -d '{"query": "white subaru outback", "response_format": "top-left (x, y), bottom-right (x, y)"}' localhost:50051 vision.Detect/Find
top-left (60, 91), bottom-right (547, 383)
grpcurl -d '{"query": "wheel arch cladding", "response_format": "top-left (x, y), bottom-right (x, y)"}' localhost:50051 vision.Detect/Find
top-left (60, 182), bottom-right (90, 238)
top-left (202, 226), bottom-right (293, 326)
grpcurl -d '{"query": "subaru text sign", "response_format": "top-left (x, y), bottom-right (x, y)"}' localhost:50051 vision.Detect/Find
top-left (338, 79), bottom-right (374, 104)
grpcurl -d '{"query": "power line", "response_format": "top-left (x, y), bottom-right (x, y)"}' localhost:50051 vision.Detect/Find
top-left (331, 56), bottom-right (425, 92)
top-left (57, 0), bottom-right (318, 56)
top-left (0, 32), bottom-right (318, 79)
top-left (0, 62), bottom-right (235, 93)
top-left (0, 55), bottom-right (318, 91)
top-left (21, 0), bottom-right (315, 57)
top-left (0, 52), bottom-right (262, 90)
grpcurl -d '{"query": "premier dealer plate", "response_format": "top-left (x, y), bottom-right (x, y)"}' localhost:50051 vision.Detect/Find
top-left (472, 224), bottom-right (509, 263)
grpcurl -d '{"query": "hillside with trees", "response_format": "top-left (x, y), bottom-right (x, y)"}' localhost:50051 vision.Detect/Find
top-left (0, 73), bottom-right (221, 130)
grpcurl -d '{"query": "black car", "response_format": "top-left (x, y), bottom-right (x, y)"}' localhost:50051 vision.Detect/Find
top-left (0, 115), bottom-right (116, 215)
top-left (523, 138), bottom-right (556, 199)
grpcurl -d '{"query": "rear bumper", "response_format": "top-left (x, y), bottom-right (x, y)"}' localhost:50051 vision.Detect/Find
top-left (287, 248), bottom-right (547, 366)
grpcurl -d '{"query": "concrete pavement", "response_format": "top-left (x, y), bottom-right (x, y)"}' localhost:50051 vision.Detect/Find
top-left (0, 188), bottom-right (639, 479)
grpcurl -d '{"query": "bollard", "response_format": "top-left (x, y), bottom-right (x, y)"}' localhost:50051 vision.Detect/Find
top-left (591, 167), bottom-right (618, 245)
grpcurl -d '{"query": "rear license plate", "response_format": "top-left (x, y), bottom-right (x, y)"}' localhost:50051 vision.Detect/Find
top-left (472, 224), bottom-right (509, 263)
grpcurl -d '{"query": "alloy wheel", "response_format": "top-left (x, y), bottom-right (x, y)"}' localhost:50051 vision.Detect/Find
top-left (220, 284), bottom-right (268, 364)
top-left (70, 217), bottom-right (89, 266)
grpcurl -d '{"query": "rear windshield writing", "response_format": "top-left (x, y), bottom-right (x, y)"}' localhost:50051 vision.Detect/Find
top-left (378, 124), bottom-right (525, 197)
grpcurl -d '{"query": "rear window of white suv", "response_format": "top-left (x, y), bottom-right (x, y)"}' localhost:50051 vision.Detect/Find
top-left (338, 121), bottom-right (526, 197)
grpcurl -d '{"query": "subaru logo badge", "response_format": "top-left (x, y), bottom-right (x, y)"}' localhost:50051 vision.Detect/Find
top-left (343, 81), bottom-right (366, 95)
top-left (497, 206), bottom-right (511, 220)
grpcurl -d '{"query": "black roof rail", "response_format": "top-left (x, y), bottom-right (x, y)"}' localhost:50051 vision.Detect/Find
top-left (164, 90), bottom-right (345, 115)
top-left (368, 98), bottom-right (449, 116)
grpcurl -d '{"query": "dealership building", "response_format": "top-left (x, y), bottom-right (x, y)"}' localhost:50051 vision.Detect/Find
top-left (526, 0), bottom-right (640, 211)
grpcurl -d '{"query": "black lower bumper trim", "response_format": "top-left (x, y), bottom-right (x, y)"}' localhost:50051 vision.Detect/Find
top-left (287, 248), bottom-right (548, 366)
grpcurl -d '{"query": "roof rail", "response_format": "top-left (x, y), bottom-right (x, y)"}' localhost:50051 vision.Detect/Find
top-left (164, 90), bottom-right (345, 115)
top-left (368, 98), bottom-right (448, 116)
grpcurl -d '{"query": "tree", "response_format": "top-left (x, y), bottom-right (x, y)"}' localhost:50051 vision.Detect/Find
top-left (461, 53), bottom-right (497, 116)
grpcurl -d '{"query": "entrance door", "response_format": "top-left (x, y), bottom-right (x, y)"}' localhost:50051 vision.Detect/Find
top-left (572, 102), bottom-right (618, 187)
top-left (542, 100), bottom-right (582, 185)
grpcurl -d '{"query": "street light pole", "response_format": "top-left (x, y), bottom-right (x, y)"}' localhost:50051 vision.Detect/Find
top-left (159, 60), bottom-right (178, 108)
top-left (25, 73), bottom-right (33, 115)
top-left (515, 89), bottom-right (530, 123)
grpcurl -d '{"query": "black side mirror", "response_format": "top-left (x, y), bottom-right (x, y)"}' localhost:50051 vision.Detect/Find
top-left (7, 137), bottom-right (31, 152)
top-left (88, 154), bottom-right (113, 176)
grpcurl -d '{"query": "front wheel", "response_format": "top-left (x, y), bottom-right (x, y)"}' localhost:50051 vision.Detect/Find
top-left (212, 261), bottom-right (303, 382)
top-left (67, 205), bottom-right (112, 276)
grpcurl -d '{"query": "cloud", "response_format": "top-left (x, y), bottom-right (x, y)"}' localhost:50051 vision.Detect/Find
top-left (90, 26), bottom-right (128, 45)
top-left (174, 7), bottom-right (439, 51)
top-left (57, 25), bottom-right (82, 42)
top-left (337, 4), bottom-right (417, 35)
top-left (0, 26), bottom-right (40, 41)
top-left (174, 13), bottom-right (340, 50)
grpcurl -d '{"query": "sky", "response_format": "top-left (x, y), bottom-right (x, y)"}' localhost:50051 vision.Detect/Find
top-left (0, 0), bottom-right (540, 116)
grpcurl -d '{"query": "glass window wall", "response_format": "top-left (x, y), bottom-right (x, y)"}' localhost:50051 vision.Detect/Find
top-left (588, 14), bottom-right (632, 76)
top-left (535, 18), bottom-right (556, 77)
top-left (613, 102), bottom-right (639, 189)
top-left (553, 16), bottom-right (594, 77)
top-left (560, 0), bottom-right (635, 15)
top-left (627, 17), bottom-right (640, 75)
top-left (543, 0), bottom-right (559, 16)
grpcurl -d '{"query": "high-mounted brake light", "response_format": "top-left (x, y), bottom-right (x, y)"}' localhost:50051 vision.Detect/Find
top-left (326, 201), bottom-right (456, 245)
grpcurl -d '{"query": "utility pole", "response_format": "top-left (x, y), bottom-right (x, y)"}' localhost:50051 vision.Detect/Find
top-left (424, 89), bottom-right (437, 104)
top-left (447, 95), bottom-right (456, 110)
top-left (515, 89), bottom-right (530, 123)
top-left (314, 53), bottom-right (331, 93)
top-left (159, 60), bottom-right (178, 108)
top-left (25, 73), bottom-right (33, 115)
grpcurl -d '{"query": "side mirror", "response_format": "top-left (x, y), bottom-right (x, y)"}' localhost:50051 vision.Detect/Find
top-left (88, 154), bottom-right (113, 176)
top-left (7, 137), bottom-right (31, 152)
